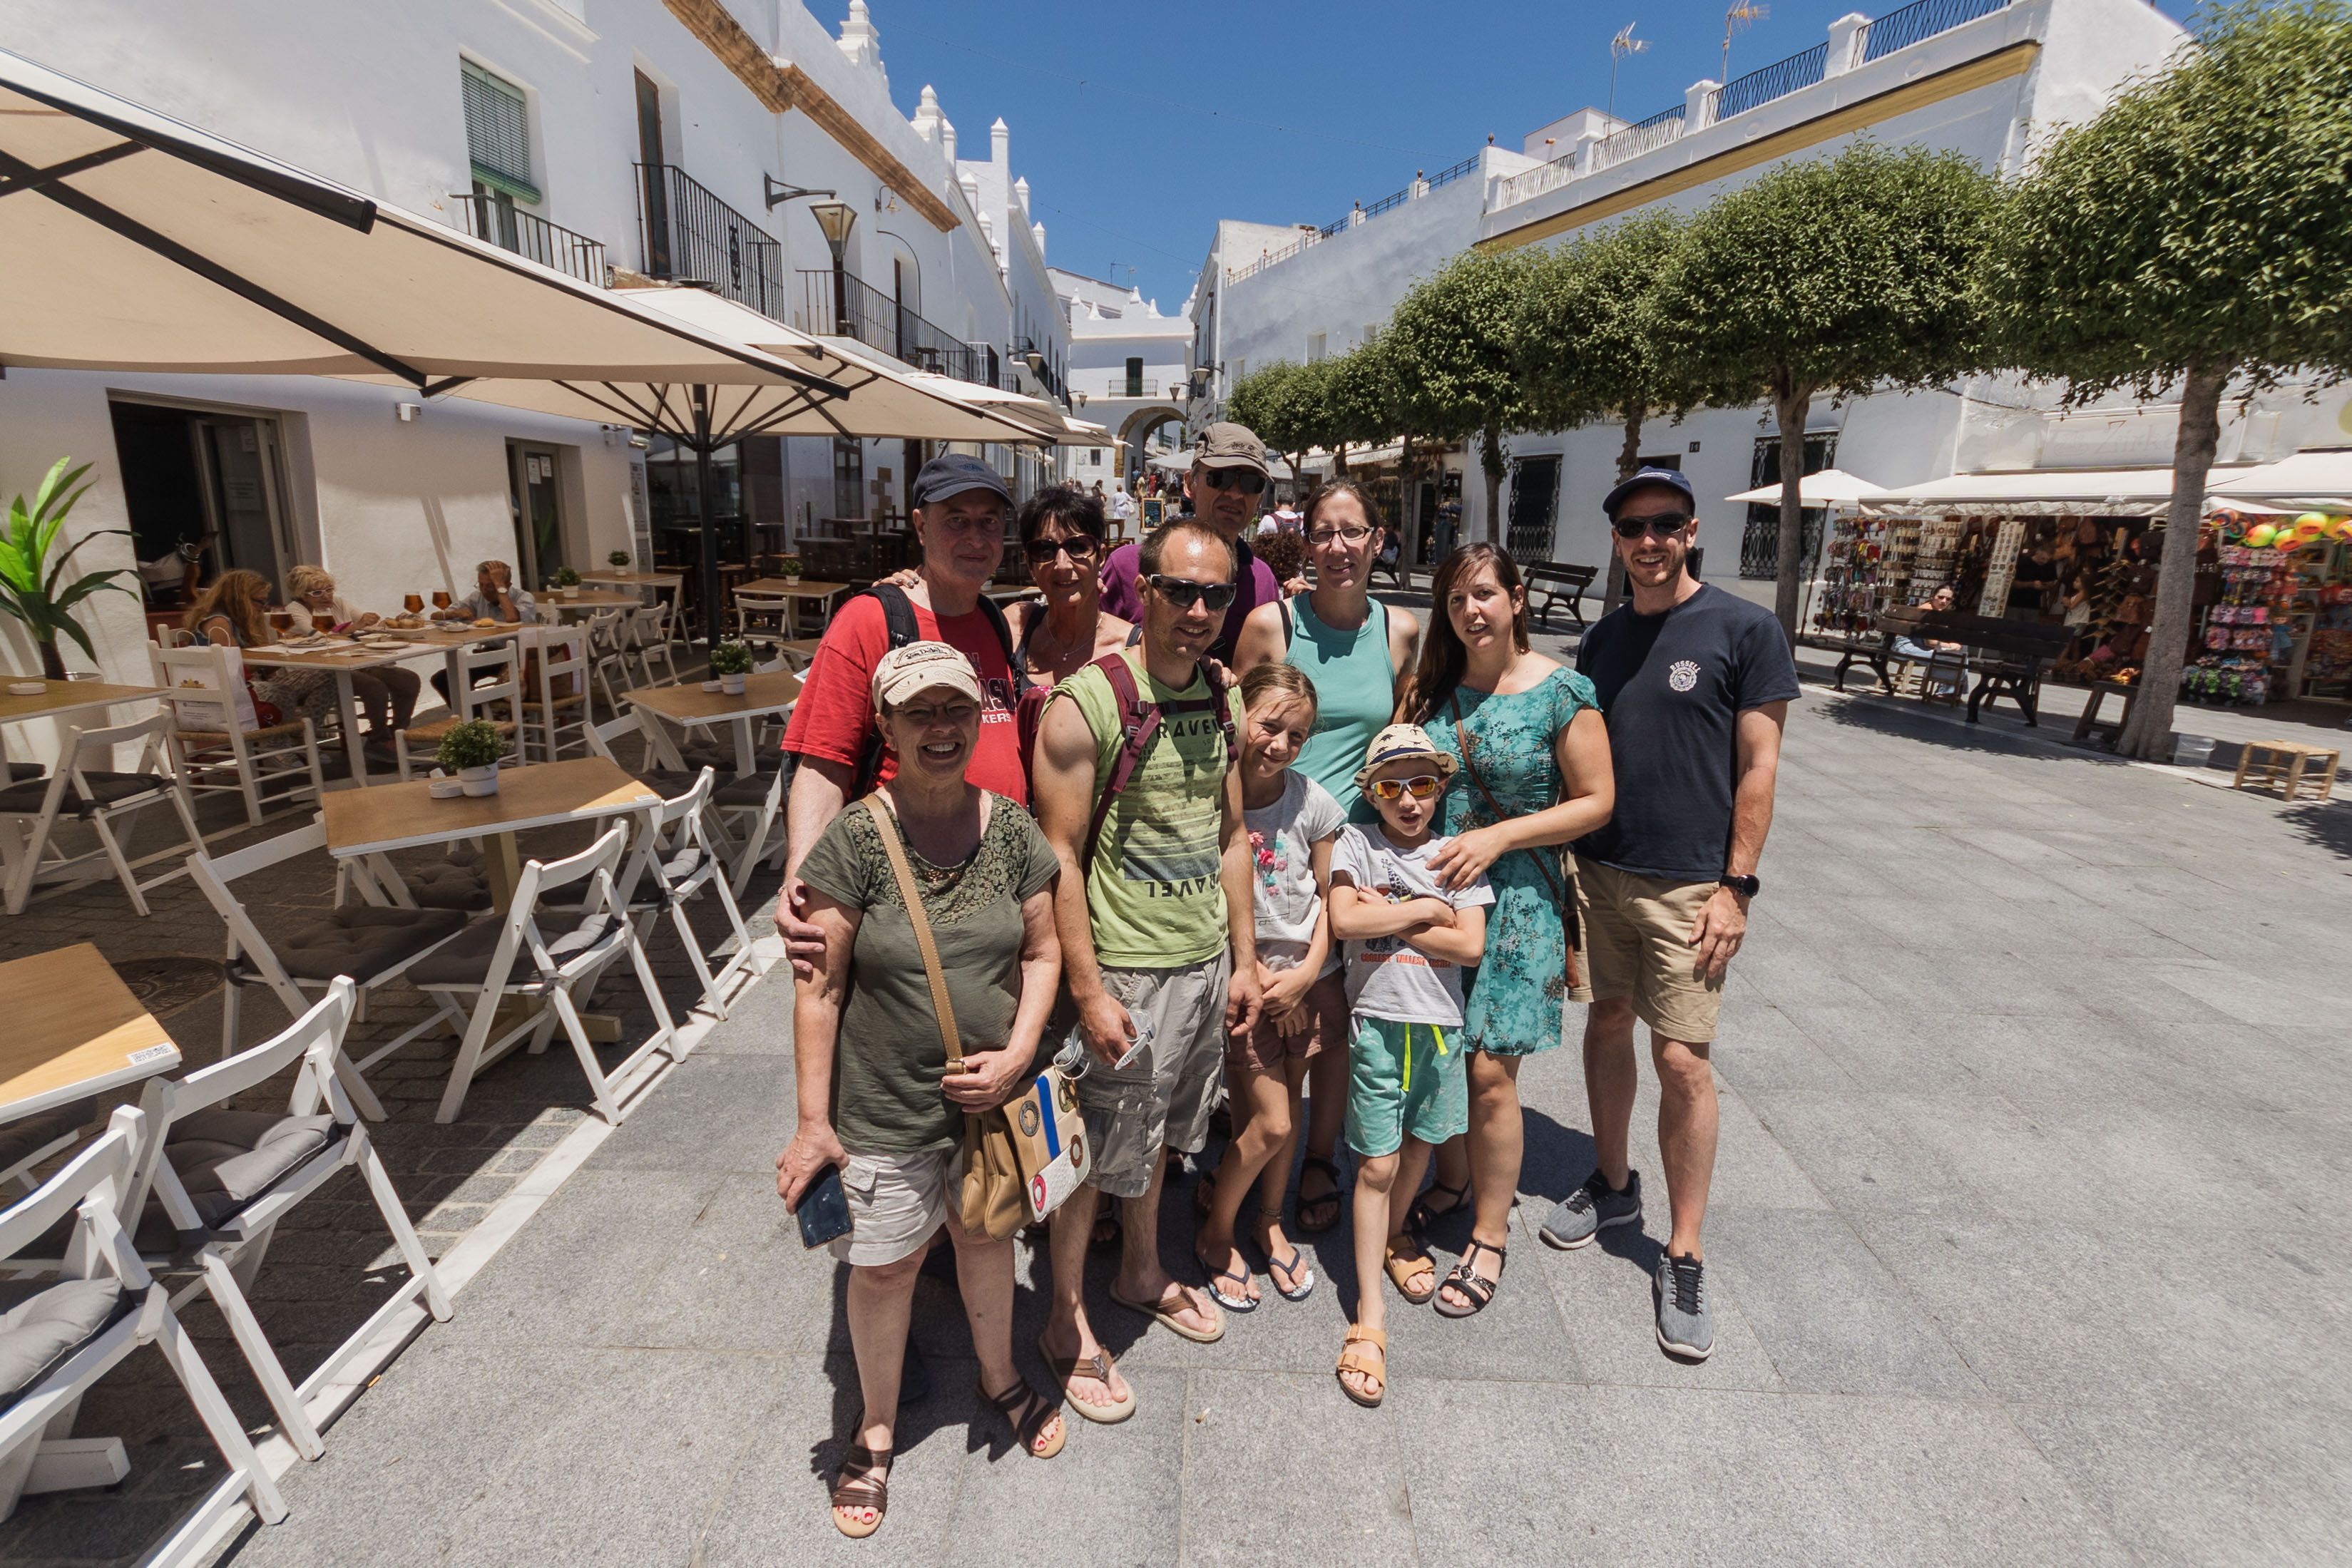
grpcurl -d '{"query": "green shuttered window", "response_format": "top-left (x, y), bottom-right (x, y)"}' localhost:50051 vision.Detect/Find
top-left (461, 61), bottom-right (539, 203)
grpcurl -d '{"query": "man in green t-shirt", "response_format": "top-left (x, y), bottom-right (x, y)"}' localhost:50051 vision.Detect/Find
top-left (1032, 520), bottom-right (1259, 1423)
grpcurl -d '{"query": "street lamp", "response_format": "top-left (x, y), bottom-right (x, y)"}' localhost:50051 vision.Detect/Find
top-left (808, 199), bottom-right (858, 334)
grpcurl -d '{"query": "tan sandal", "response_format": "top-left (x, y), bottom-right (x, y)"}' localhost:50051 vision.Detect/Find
top-left (829, 1442), bottom-right (891, 1538)
top-left (1384, 1236), bottom-right (1437, 1305)
top-left (1035, 1331), bottom-right (1137, 1425)
top-left (1336, 1326), bottom-right (1387, 1408)
top-left (979, 1376), bottom-right (1066, 1459)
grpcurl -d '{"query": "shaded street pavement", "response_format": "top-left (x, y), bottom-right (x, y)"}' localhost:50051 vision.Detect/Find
top-left (210, 679), bottom-right (2352, 1567)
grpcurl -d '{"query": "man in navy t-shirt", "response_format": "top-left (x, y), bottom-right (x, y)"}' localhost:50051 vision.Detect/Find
top-left (1537, 467), bottom-right (1798, 1365)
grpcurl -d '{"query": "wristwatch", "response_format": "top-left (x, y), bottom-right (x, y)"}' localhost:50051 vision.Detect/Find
top-left (1718, 873), bottom-right (1761, 898)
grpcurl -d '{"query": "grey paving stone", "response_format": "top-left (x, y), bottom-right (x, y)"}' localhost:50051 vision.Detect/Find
top-left (948, 1366), bottom-right (1186, 1568)
top-left (594, 1174), bottom-right (833, 1355)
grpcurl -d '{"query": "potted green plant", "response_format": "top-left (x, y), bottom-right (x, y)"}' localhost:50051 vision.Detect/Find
top-left (549, 565), bottom-right (582, 600)
top-left (707, 638), bottom-right (754, 695)
top-left (435, 718), bottom-right (506, 796)
top-left (2, 458), bottom-right (136, 681)
top-left (608, 550), bottom-right (631, 569)
top-left (776, 553), bottom-right (803, 586)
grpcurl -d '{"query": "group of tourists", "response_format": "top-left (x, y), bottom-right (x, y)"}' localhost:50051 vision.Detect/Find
top-left (770, 431), bottom-right (1796, 1537)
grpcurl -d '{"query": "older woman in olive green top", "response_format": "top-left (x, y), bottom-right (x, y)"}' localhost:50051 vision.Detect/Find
top-left (774, 642), bottom-right (1066, 1539)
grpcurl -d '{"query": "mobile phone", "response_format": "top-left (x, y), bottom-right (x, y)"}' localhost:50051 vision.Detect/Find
top-left (796, 1164), bottom-right (853, 1249)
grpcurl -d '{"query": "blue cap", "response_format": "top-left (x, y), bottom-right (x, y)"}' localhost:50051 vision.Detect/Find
top-left (912, 452), bottom-right (1012, 508)
top-left (1602, 466), bottom-right (1697, 519)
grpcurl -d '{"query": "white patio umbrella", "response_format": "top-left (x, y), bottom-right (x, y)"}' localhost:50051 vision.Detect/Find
top-left (1723, 468), bottom-right (1888, 506)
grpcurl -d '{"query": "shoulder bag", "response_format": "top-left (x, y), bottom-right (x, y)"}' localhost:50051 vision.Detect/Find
top-left (861, 796), bottom-right (1090, 1240)
top-left (1449, 695), bottom-right (1582, 991)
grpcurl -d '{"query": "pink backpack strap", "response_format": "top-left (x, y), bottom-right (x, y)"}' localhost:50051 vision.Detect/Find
top-left (1082, 652), bottom-right (1156, 869)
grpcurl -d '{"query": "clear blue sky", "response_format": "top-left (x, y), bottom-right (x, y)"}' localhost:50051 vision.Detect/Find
top-left (861, 0), bottom-right (2190, 310)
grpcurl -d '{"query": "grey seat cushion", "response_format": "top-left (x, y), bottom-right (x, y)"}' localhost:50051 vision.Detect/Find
top-left (713, 772), bottom-right (779, 809)
top-left (233, 906), bottom-right (469, 984)
top-left (409, 911), bottom-right (621, 988)
top-left (0, 1277), bottom-right (124, 1400)
top-left (0, 771), bottom-right (170, 817)
top-left (407, 862), bottom-right (491, 911)
top-left (0, 1097), bottom-right (99, 1172)
top-left (140, 1110), bottom-right (337, 1248)
top-left (658, 845), bottom-right (710, 886)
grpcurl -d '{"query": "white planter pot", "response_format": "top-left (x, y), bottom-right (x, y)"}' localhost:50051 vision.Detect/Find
top-left (457, 764), bottom-right (501, 797)
top-left (782, 575), bottom-right (801, 587)
top-left (720, 673), bottom-right (747, 695)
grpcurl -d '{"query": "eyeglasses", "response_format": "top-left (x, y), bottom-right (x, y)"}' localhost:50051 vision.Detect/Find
top-left (1023, 534), bottom-right (1101, 565)
top-left (1307, 524), bottom-right (1374, 546)
top-left (1198, 468), bottom-right (1267, 496)
top-left (1612, 511), bottom-right (1692, 539)
top-left (1365, 774), bottom-right (1445, 802)
top-left (1147, 574), bottom-right (1237, 612)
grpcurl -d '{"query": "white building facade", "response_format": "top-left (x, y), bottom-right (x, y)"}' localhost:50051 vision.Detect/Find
top-left (1048, 270), bottom-right (1193, 490)
top-left (0, 0), bottom-right (1071, 713)
top-left (1188, 0), bottom-right (2351, 578)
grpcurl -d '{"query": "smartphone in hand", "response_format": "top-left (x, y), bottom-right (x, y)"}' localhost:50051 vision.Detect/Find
top-left (796, 1164), bottom-right (853, 1249)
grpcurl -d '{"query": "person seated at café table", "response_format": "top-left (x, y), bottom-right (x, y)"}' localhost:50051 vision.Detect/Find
top-left (285, 565), bottom-right (421, 747)
top-left (429, 559), bottom-right (539, 703)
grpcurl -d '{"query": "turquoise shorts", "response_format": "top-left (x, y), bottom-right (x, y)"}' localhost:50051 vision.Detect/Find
top-left (1344, 1014), bottom-right (1467, 1159)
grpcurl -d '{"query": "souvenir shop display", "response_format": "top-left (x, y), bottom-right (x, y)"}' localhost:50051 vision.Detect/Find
top-left (2196, 511), bottom-right (2352, 702)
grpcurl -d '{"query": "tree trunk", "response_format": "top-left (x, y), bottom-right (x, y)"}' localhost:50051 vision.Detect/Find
top-left (1602, 401), bottom-right (1650, 616)
top-left (38, 637), bottom-right (66, 681)
top-left (1396, 434), bottom-right (1420, 565)
top-left (2115, 359), bottom-right (2228, 762)
top-left (1334, 444), bottom-right (1350, 478)
top-left (1481, 424), bottom-right (1505, 548)
top-left (1771, 385), bottom-right (1811, 642)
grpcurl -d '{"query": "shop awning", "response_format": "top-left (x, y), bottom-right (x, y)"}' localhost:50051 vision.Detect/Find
top-left (1858, 465), bottom-right (2261, 518)
top-left (2207, 448), bottom-right (2352, 509)
top-left (1724, 468), bottom-right (1887, 506)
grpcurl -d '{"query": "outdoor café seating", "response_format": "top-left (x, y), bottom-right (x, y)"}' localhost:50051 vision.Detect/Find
top-left (617, 767), bottom-right (766, 1023)
top-left (0, 711), bottom-right (203, 918)
top-left (149, 642), bottom-right (324, 827)
top-left (395, 642), bottom-right (519, 782)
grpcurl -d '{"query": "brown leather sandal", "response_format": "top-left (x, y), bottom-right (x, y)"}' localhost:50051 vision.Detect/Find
top-left (1336, 1326), bottom-right (1388, 1408)
top-left (829, 1442), bottom-right (891, 1538)
top-left (1035, 1331), bottom-right (1137, 1424)
top-left (979, 1376), bottom-right (1066, 1459)
top-left (1384, 1236), bottom-right (1438, 1305)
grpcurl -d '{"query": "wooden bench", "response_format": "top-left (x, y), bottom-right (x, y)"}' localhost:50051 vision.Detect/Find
top-left (1878, 608), bottom-right (2072, 725)
top-left (1525, 563), bottom-right (1599, 629)
top-left (1796, 631), bottom-right (1895, 695)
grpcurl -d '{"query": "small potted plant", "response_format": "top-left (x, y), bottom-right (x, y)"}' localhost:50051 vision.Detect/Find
top-left (608, 549), bottom-right (631, 569)
top-left (776, 553), bottom-right (803, 586)
top-left (707, 639), bottom-right (754, 696)
top-left (435, 719), bottom-right (506, 796)
top-left (549, 565), bottom-right (582, 600)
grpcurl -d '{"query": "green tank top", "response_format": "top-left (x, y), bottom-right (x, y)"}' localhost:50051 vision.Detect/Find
top-left (1282, 593), bottom-right (1394, 819)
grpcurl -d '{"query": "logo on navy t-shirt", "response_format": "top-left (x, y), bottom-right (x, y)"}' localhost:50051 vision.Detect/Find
top-left (1667, 660), bottom-right (1700, 693)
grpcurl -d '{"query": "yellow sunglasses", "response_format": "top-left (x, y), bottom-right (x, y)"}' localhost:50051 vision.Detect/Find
top-left (1366, 774), bottom-right (1445, 802)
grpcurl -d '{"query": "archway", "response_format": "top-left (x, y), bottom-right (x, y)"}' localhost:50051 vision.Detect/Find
top-left (1115, 404), bottom-right (1184, 487)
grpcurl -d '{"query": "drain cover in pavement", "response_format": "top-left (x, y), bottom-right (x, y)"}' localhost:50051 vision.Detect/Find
top-left (113, 955), bottom-right (223, 1016)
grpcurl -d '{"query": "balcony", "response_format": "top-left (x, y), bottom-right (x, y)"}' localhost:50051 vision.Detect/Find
top-left (797, 268), bottom-right (992, 386)
top-left (449, 193), bottom-right (605, 287)
top-left (635, 163), bottom-right (785, 319)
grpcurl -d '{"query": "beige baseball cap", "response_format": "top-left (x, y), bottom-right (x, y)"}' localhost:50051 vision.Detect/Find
top-left (1351, 722), bottom-right (1459, 796)
top-left (871, 640), bottom-right (982, 714)
top-left (1194, 421), bottom-right (1270, 476)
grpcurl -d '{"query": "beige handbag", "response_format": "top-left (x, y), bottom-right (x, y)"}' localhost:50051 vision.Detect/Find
top-left (863, 797), bottom-right (1089, 1241)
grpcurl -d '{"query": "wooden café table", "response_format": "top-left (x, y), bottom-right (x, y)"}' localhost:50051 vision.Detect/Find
top-left (244, 625), bottom-right (525, 787)
top-left (0, 942), bottom-right (179, 1126)
top-left (577, 568), bottom-right (682, 590)
top-left (623, 670), bottom-right (802, 776)
top-left (732, 578), bottom-right (849, 637)
top-left (541, 590), bottom-right (644, 619)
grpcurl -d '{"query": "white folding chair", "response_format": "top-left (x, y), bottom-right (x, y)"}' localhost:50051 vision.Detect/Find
top-left (518, 625), bottom-right (591, 762)
top-left (103, 980), bottom-right (450, 1465)
top-left (0, 711), bottom-right (203, 916)
top-left (731, 589), bottom-right (791, 650)
top-left (620, 769), bottom-right (768, 1021)
top-left (409, 825), bottom-right (680, 1124)
top-left (188, 819), bottom-right (474, 1119)
top-left (150, 642), bottom-right (324, 827)
top-left (583, 608), bottom-right (633, 717)
top-left (397, 641), bottom-right (519, 780)
top-left (628, 605), bottom-right (679, 687)
top-left (0, 1110), bottom-right (287, 1531)
top-left (0, 1100), bottom-right (98, 1197)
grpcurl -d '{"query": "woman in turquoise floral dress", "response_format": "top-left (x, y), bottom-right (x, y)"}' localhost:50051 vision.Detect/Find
top-left (1403, 543), bottom-right (1615, 1317)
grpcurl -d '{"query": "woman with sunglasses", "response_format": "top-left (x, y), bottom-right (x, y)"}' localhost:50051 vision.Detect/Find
top-left (1398, 543), bottom-right (1614, 1318)
top-left (1006, 487), bottom-right (1132, 692)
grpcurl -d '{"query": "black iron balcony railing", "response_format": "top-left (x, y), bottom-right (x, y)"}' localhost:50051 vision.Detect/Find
top-left (797, 268), bottom-right (989, 385)
top-left (1709, 41), bottom-right (1829, 121)
top-left (635, 163), bottom-right (784, 318)
top-left (1857, 0), bottom-right (2015, 62)
top-left (450, 193), bottom-right (606, 287)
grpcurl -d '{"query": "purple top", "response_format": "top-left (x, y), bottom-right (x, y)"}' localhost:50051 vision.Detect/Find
top-left (1098, 533), bottom-right (1281, 665)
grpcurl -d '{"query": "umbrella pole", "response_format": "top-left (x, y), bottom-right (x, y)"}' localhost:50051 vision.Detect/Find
top-left (692, 389), bottom-right (723, 654)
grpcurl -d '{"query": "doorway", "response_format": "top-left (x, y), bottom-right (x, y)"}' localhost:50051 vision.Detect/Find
top-left (108, 399), bottom-right (295, 598)
top-left (1505, 455), bottom-right (1560, 562)
top-left (635, 70), bottom-right (670, 280)
top-left (1740, 433), bottom-right (1836, 579)
top-left (507, 442), bottom-right (570, 588)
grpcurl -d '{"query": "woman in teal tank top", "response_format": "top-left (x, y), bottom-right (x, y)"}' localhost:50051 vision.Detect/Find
top-left (1232, 481), bottom-right (1421, 1234)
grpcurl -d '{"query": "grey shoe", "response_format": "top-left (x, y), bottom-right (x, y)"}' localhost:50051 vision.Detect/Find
top-left (1539, 1169), bottom-right (1642, 1250)
top-left (1654, 1251), bottom-right (1714, 1361)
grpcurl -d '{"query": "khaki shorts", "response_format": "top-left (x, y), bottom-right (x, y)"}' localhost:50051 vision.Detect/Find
top-left (1073, 955), bottom-right (1230, 1199)
top-left (1227, 967), bottom-right (1345, 1076)
top-left (829, 1144), bottom-right (964, 1268)
top-left (1573, 857), bottom-right (1725, 1045)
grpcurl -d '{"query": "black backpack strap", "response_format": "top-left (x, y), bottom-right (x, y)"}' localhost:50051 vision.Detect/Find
top-left (854, 585), bottom-right (923, 791)
top-left (973, 590), bottom-right (1016, 672)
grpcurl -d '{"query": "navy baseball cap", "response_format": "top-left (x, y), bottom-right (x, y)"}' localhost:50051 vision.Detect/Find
top-left (911, 453), bottom-right (1012, 508)
top-left (1602, 466), bottom-right (1697, 519)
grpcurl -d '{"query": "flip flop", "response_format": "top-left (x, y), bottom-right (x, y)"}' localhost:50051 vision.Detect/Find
top-left (1193, 1247), bottom-right (1258, 1313)
top-left (1257, 1206), bottom-right (1314, 1301)
top-left (1109, 1281), bottom-right (1227, 1343)
top-left (1035, 1332), bottom-right (1137, 1425)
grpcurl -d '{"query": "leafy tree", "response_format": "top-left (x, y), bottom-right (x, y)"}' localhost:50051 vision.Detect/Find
top-left (1320, 339), bottom-right (1397, 477)
top-left (1386, 250), bottom-right (1537, 549)
top-left (1979, 0), bottom-right (2352, 759)
top-left (1650, 142), bottom-right (1998, 635)
top-left (1225, 359), bottom-right (1314, 484)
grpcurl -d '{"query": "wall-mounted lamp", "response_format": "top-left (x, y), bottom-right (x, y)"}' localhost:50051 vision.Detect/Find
top-left (763, 174), bottom-right (837, 213)
top-left (1023, 349), bottom-right (1045, 377)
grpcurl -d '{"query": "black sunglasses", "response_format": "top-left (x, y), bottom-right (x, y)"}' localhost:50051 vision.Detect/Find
top-left (1147, 574), bottom-right (1238, 612)
top-left (1613, 511), bottom-right (1693, 539)
top-left (1022, 533), bottom-right (1101, 565)
top-left (1199, 468), bottom-right (1267, 496)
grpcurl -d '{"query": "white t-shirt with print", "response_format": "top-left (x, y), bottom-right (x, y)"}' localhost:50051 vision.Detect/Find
top-left (1244, 772), bottom-right (1345, 973)
top-left (1329, 823), bottom-right (1495, 1027)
